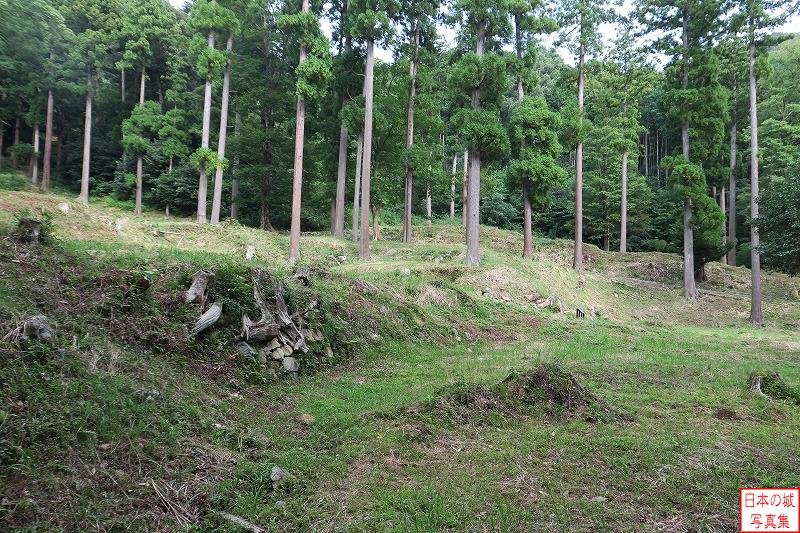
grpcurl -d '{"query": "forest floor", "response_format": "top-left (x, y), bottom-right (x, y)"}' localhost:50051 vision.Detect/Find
top-left (1, 189), bottom-right (799, 532)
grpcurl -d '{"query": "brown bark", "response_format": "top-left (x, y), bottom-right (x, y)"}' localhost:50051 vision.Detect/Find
top-left (425, 184), bottom-right (431, 225)
top-left (402, 26), bottom-right (419, 244)
top-left (197, 29), bottom-right (215, 224)
top-left (372, 204), bottom-right (381, 240)
top-left (352, 132), bottom-right (363, 241)
top-left (42, 89), bottom-right (54, 191)
top-left (620, 149), bottom-right (628, 252)
top-left (288, 0), bottom-right (311, 263)
top-left (465, 23), bottom-right (485, 266)
top-left (211, 34), bottom-right (234, 225)
top-left (31, 123), bottom-right (39, 185)
top-left (80, 76), bottom-right (93, 203)
top-left (462, 149), bottom-right (468, 227)
top-left (720, 185), bottom-right (727, 264)
top-left (11, 117), bottom-right (20, 168)
top-left (516, 13), bottom-right (533, 260)
top-left (333, 31), bottom-right (351, 236)
top-left (574, 37), bottom-right (585, 274)
top-left (330, 196), bottom-right (336, 234)
top-left (135, 155), bottom-right (143, 216)
top-left (748, 33), bottom-right (763, 325)
top-left (450, 153), bottom-right (457, 219)
top-left (359, 38), bottom-right (375, 259)
top-left (134, 66), bottom-right (146, 217)
top-left (680, 12), bottom-right (698, 299)
top-left (522, 178), bottom-right (533, 259)
top-left (727, 119), bottom-right (737, 266)
top-left (231, 112), bottom-right (241, 220)
top-left (55, 124), bottom-right (63, 175)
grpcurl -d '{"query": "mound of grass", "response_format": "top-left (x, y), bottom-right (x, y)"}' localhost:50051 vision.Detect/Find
top-left (425, 363), bottom-right (622, 424)
top-left (750, 370), bottom-right (800, 405)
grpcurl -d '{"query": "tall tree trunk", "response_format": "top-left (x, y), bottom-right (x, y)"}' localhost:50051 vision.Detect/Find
top-left (402, 26), bottom-right (419, 243)
top-left (462, 149), bottom-right (468, 228)
top-left (334, 119), bottom-right (349, 236)
top-left (197, 29), bottom-right (215, 224)
top-left (522, 178), bottom-right (533, 258)
top-left (372, 204), bottom-right (380, 240)
top-left (211, 34), bottom-right (233, 225)
top-left (620, 150), bottom-right (628, 252)
top-left (680, 13), bottom-right (698, 299)
top-left (352, 132), bottom-right (363, 241)
top-left (516, 13), bottom-right (533, 260)
top-left (288, 0), bottom-right (310, 263)
top-left (644, 131), bottom-right (649, 177)
top-left (31, 123), bottom-right (40, 185)
top-left (450, 153), bottom-right (456, 219)
top-left (231, 112), bottom-right (241, 220)
top-left (0, 125), bottom-right (4, 171)
top-left (359, 38), bottom-right (375, 259)
top-left (11, 117), bottom-right (20, 169)
top-left (727, 119), bottom-right (737, 266)
top-left (79, 76), bottom-right (93, 203)
top-left (333, 32), bottom-right (351, 237)
top-left (121, 67), bottom-right (126, 102)
top-left (330, 196), bottom-right (336, 234)
top-left (720, 185), bottom-right (727, 263)
top-left (42, 89), bottom-right (54, 191)
top-left (425, 184), bottom-right (431, 225)
top-left (574, 38), bottom-right (585, 273)
top-left (135, 155), bottom-right (143, 216)
top-left (465, 23), bottom-right (485, 266)
top-left (55, 124), bottom-right (64, 175)
top-left (748, 34), bottom-right (763, 325)
top-left (655, 130), bottom-right (660, 184)
top-left (135, 66), bottom-right (146, 217)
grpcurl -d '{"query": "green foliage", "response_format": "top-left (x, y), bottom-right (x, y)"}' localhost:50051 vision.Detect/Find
top-left (480, 191), bottom-right (518, 229)
top-left (690, 193), bottom-right (727, 271)
top-left (759, 176), bottom-right (800, 274)
top-left (0, 173), bottom-right (28, 191)
top-left (347, 0), bottom-right (397, 43)
top-left (7, 143), bottom-right (35, 161)
top-left (667, 162), bottom-right (706, 201)
top-left (507, 97), bottom-right (566, 206)
top-left (122, 101), bottom-right (163, 156)
top-left (191, 147), bottom-right (228, 171)
top-left (453, 108), bottom-right (509, 161)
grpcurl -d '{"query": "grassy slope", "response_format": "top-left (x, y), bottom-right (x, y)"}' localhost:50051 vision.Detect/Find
top-left (1, 190), bottom-right (799, 532)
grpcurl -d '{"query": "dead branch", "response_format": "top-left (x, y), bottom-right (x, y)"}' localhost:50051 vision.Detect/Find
top-left (189, 303), bottom-right (222, 338)
top-left (216, 512), bottom-right (265, 533)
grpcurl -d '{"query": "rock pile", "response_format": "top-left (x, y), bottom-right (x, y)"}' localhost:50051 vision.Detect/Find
top-left (185, 266), bottom-right (329, 377)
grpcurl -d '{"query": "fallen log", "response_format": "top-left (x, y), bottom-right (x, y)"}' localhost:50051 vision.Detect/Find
top-left (189, 302), bottom-right (222, 338)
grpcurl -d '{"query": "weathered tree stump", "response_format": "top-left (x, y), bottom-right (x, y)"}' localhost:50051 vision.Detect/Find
top-left (185, 270), bottom-right (214, 304)
top-left (17, 218), bottom-right (42, 243)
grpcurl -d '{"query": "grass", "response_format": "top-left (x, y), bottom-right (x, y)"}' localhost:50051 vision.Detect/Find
top-left (0, 189), bottom-right (799, 532)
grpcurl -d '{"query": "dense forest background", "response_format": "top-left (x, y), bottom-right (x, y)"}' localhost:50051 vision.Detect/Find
top-left (1, 0), bottom-right (798, 277)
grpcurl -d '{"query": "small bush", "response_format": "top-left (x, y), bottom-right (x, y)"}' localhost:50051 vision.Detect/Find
top-left (0, 172), bottom-right (28, 191)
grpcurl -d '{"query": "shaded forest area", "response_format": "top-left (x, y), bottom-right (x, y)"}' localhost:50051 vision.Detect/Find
top-left (1, 0), bottom-right (799, 316)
